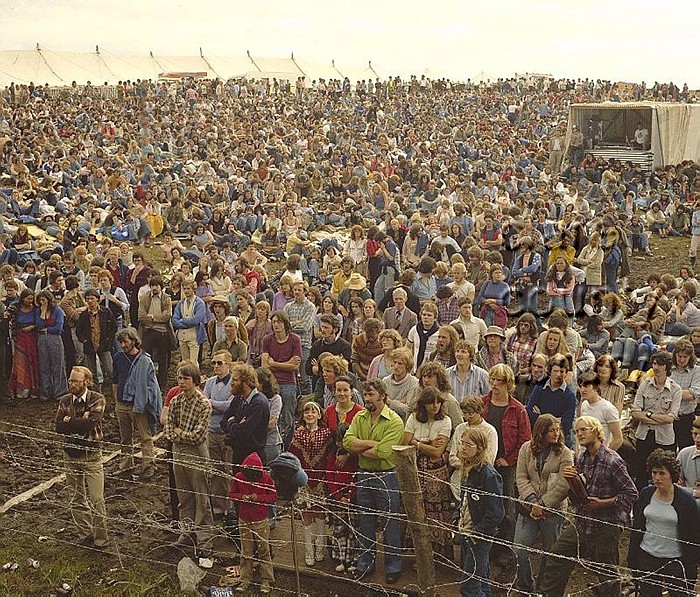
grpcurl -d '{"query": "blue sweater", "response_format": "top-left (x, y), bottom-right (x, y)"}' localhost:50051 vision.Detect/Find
top-left (526, 379), bottom-right (577, 445)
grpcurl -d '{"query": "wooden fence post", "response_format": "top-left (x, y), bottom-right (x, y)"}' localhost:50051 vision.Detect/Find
top-left (392, 445), bottom-right (437, 595)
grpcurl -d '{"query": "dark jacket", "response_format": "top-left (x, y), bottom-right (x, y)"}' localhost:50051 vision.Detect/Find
top-left (462, 463), bottom-right (505, 538)
top-left (306, 336), bottom-right (352, 377)
top-left (76, 307), bottom-right (117, 355)
top-left (628, 484), bottom-right (699, 572)
top-left (220, 390), bottom-right (270, 466)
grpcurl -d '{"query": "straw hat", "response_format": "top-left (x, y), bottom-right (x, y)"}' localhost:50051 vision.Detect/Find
top-left (345, 273), bottom-right (367, 291)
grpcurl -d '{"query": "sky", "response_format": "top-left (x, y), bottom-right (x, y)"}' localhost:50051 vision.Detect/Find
top-left (1, 0), bottom-right (699, 86)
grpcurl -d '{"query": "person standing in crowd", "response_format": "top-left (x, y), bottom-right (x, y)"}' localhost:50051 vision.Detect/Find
top-left (227, 451), bottom-right (277, 594)
top-left (113, 327), bottom-right (161, 481)
top-left (307, 313), bottom-right (352, 387)
top-left (97, 269), bottom-right (129, 331)
top-left (382, 287), bottom-right (417, 340)
top-left (76, 288), bottom-right (116, 395)
top-left (450, 297), bottom-right (488, 349)
top-left (457, 426), bottom-right (505, 597)
top-left (541, 415), bottom-right (639, 597)
top-left (669, 340), bottom-right (700, 450)
top-left (138, 275), bottom-right (173, 390)
top-left (172, 279), bottom-right (207, 365)
top-left (446, 340), bottom-right (490, 404)
top-left (60, 274), bottom-right (85, 371)
top-left (402, 386), bottom-right (453, 560)
top-left (526, 354), bottom-right (577, 447)
top-left (289, 401), bottom-right (332, 567)
top-left (279, 280), bottom-right (313, 393)
top-left (262, 310), bottom-right (302, 448)
top-left (449, 395), bottom-right (498, 499)
top-left (36, 289), bottom-right (68, 402)
top-left (220, 363), bottom-right (270, 467)
top-left (482, 363), bottom-right (531, 551)
top-left (164, 361), bottom-right (214, 557)
top-left (406, 301), bottom-right (440, 370)
top-left (578, 371), bottom-right (623, 451)
top-left (476, 326), bottom-right (518, 372)
top-left (631, 351), bottom-right (682, 488)
top-left (126, 252), bottom-right (151, 329)
top-left (344, 378), bottom-right (404, 584)
top-left (9, 288), bottom-right (39, 400)
top-left (629, 449), bottom-right (700, 596)
top-left (203, 351), bottom-right (234, 519)
top-left (351, 317), bottom-right (383, 382)
top-left (255, 367), bottom-right (284, 466)
top-left (513, 414), bottom-right (573, 594)
top-left (55, 366), bottom-right (109, 548)
top-left (677, 416), bottom-right (700, 506)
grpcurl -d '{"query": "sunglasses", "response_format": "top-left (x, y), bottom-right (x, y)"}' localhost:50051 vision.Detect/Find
top-left (212, 360), bottom-right (228, 366)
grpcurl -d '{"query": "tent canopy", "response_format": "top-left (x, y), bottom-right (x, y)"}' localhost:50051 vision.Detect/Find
top-left (0, 48), bottom-right (398, 87)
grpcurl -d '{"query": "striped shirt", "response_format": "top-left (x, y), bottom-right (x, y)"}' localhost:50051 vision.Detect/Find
top-left (447, 364), bottom-right (490, 403)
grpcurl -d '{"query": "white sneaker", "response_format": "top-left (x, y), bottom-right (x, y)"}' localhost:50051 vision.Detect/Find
top-left (335, 563), bottom-right (345, 572)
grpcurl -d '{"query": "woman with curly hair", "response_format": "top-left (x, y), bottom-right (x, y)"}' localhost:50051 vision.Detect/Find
top-left (402, 386), bottom-right (454, 559)
top-left (602, 292), bottom-right (626, 340)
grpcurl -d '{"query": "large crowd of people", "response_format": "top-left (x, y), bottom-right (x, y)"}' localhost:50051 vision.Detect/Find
top-left (1, 72), bottom-right (700, 595)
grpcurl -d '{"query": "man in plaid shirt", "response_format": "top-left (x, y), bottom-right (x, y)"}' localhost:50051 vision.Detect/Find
top-left (540, 415), bottom-right (638, 596)
top-left (165, 360), bottom-right (214, 557)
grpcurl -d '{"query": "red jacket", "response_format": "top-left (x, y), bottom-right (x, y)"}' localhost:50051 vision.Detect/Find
top-left (228, 452), bottom-right (277, 522)
top-left (482, 392), bottom-right (531, 467)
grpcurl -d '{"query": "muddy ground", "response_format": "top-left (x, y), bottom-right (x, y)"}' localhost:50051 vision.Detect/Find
top-left (0, 234), bottom-right (690, 596)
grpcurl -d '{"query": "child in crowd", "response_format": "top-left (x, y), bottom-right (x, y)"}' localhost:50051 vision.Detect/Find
top-left (227, 452), bottom-right (277, 594)
top-left (289, 401), bottom-right (332, 567)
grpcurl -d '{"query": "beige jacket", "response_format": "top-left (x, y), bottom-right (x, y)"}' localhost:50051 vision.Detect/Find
top-left (515, 440), bottom-right (574, 510)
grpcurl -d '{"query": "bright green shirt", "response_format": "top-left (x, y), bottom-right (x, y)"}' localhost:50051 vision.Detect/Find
top-left (343, 404), bottom-right (404, 470)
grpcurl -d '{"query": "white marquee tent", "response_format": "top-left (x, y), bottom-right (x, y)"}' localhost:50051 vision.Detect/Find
top-left (0, 46), bottom-right (485, 88)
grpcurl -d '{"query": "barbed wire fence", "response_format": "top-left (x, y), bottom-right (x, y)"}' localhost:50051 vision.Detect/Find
top-left (1, 419), bottom-right (698, 595)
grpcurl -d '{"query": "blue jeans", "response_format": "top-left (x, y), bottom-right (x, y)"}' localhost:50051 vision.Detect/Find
top-left (278, 382), bottom-right (298, 449)
top-left (355, 471), bottom-right (402, 575)
top-left (513, 511), bottom-right (564, 592)
top-left (548, 295), bottom-right (574, 324)
top-left (374, 267), bottom-right (396, 306)
top-left (517, 286), bottom-right (543, 330)
top-left (459, 536), bottom-right (493, 596)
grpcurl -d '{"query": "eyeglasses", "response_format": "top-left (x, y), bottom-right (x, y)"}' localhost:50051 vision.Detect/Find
top-left (462, 441), bottom-right (476, 448)
top-left (211, 360), bottom-right (228, 366)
